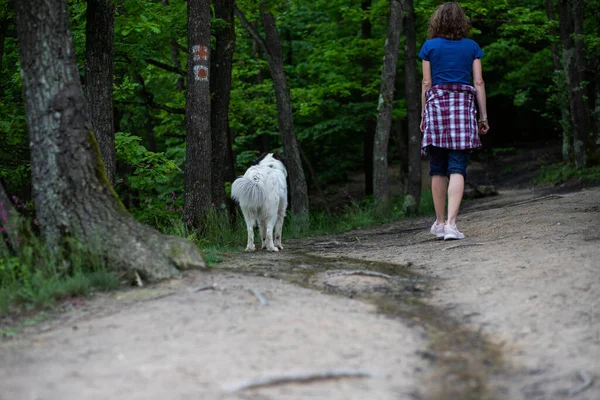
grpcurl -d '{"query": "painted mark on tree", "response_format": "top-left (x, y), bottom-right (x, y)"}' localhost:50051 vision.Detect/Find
top-left (194, 65), bottom-right (209, 81)
top-left (192, 45), bottom-right (209, 62)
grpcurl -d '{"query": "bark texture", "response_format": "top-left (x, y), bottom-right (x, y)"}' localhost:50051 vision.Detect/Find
top-left (235, 5), bottom-right (309, 228)
top-left (184, 0), bottom-right (212, 226)
top-left (373, 0), bottom-right (403, 212)
top-left (211, 0), bottom-right (236, 212)
top-left (361, 0), bottom-right (375, 196)
top-left (85, 0), bottom-right (116, 186)
top-left (401, 0), bottom-right (421, 214)
top-left (15, 0), bottom-right (205, 281)
top-left (558, 0), bottom-right (590, 169)
top-left (546, 0), bottom-right (573, 162)
top-left (0, 181), bottom-right (20, 252)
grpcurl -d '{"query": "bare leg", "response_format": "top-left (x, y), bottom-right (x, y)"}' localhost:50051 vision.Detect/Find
top-left (431, 175), bottom-right (448, 224)
top-left (447, 173), bottom-right (465, 226)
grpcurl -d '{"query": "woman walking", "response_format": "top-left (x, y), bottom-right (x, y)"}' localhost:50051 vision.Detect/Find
top-left (419, 2), bottom-right (489, 240)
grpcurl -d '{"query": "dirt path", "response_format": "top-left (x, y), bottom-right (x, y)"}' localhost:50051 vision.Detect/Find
top-left (1, 186), bottom-right (599, 400)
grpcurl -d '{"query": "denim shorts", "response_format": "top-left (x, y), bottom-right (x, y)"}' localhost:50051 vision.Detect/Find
top-left (428, 146), bottom-right (470, 178)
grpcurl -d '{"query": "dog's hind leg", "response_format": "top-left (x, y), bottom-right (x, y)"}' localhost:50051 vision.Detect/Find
top-left (259, 221), bottom-right (267, 249)
top-left (274, 207), bottom-right (286, 250)
top-left (264, 215), bottom-right (278, 252)
top-left (241, 211), bottom-right (257, 252)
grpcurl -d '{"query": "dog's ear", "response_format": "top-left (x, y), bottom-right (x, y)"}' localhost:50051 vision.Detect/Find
top-left (253, 152), bottom-right (268, 165)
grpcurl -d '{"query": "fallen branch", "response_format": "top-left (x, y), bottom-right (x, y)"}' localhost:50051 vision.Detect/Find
top-left (568, 369), bottom-right (593, 397)
top-left (443, 242), bottom-right (485, 251)
top-left (249, 288), bottom-right (268, 306)
top-left (224, 369), bottom-right (374, 392)
top-left (325, 270), bottom-right (393, 280)
top-left (188, 283), bottom-right (217, 293)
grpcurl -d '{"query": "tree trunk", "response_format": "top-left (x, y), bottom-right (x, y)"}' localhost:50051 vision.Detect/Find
top-left (0, 17), bottom-right (8, 89)
top-left (260, 7), bottom-right (309, 226)
top-left (85, 0), bottom-right (116, 186)
top-left (211, 0), bottom-right (236, 212)
top-left (546, 0), bottom-right (573, 162)
top-left (401, 0), bottom-right (421, 214)
top-left (15, 0), bottom-right (205, 281)
top-left (234, 5), bottom-right (309, 228)
top-left (558, 0), bottom-right (590, 169)
top-left (361, 0), bottom-right (375, 196)
top-left (184, 0), bottom-right (212, 227)
top-left (0, 181), bottom-right (21, 252)
top-left (373, 0), bottom-right (403, 215)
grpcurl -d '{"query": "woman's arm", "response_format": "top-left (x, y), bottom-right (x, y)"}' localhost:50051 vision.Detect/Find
top-left (472, 58), bottom-right (489, 134)
top-left (420, 60), bottom-right (432, 132)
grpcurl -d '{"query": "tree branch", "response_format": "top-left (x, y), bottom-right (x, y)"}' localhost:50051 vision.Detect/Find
top-left (144, 57), bottom-right (186, 76)
top-left (233, 5), bottom-right (269, 55)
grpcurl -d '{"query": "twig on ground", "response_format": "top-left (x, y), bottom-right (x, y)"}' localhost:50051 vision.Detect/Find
top-left (443, 242), bottom-right (485, 251)
top-left (224, 369), bottom-right (374, 392)
top-left (503, 194), bottom-right (563, 208)
top-left (187, 283), bottom-right (217, 293)
top-left (325, 270), bottom-right (393, 279)
top-left (249, 288), bottom-right (268, 306)
top-left (568, 369), bottom-right (593, 397)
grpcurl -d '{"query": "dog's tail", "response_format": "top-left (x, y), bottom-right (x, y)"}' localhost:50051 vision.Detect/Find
top-left (231, 176), bottom-right (267, 208)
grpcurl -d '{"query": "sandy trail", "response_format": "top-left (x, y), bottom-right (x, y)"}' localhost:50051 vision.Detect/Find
top-left (1, 186), bottom-right (599, 400)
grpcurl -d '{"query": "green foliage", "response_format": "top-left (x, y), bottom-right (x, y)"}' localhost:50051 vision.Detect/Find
top-left (533, 163), bottom-right (600, 186)
top-left (0, 228), bottom-right (120, 316)
top-left (115, 132), bottom-right (180, 191)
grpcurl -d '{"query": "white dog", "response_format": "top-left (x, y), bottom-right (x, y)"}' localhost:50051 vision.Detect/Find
top-left (231, 153), bottom-right (288, 252)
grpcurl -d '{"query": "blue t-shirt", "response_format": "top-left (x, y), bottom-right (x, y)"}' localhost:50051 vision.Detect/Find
top-left (418, 38), bottom-right (484, 86)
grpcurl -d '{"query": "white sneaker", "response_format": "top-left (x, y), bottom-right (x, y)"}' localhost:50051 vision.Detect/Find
top-left (430, 221), bottom-right (445, 239)
top-left (444, 223), bottom-right (465, 240)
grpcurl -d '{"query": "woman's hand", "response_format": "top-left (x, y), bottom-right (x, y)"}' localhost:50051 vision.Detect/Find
top-left (478, 120), bottom-right (489, 135)
top-left (420, 117), bottom-right (425, 133)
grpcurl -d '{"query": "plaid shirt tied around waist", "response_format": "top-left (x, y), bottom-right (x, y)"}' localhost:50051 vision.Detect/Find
top-left (422, 84), bottom-right (481, 154)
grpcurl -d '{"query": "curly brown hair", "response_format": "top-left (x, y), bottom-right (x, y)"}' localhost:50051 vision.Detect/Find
top-left (427, 2), bottom-right (471, 40)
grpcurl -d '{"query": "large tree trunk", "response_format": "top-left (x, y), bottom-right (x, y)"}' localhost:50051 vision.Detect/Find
top-left (210, 0), bottom-right (236, 212)
top-left (361, 0), bottom-right (375, 196)
top-left (401, 0), bottom-right (421, 214)
top-left (546, 0), bottom-right (573, 162)
top-left (373, 0), bottom-right (403, 214)
top-left (184, 0), bottom-right (212, 227)
top-left (235, 5), bottom-right (310, 229)
top-left (85, 0), bottom-right (116, 186)
top-left (558, 0), bottom-right (591, 169)
top-left (15, 0), bottom-right (205, 281)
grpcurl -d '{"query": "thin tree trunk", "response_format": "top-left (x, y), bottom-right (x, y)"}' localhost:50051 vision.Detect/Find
top-left (546, 0), bottom-right (573, 162)
top-left (0, 181), bottom-right (21, 252)
top-left (401, 0), bottom-right (421, 214)
top-left (15, 0), bottom-right (205, 281)
top-left (85, 0), bottom-right (116, 186)
top-left (361, 0), bottom-right (375, 196)
top-left (373, 0), bottom-right (403, 215)
top-left (235, 5), bottom-right (310, 228)
top-left (211, 0), bottom-right (236, 212)
top-left (558, 0), bottom-right (590, 169)
top-left (0, 17), bottom-right (8, 90)
top-left (184, 0), bottom-right (212, 227)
